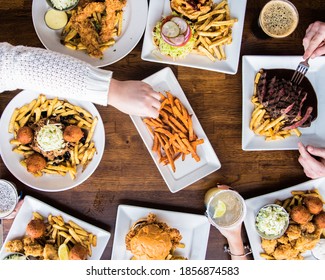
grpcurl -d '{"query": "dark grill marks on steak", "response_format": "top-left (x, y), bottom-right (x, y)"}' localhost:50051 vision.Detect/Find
top-left (257, 70), bottom-right (313, 130)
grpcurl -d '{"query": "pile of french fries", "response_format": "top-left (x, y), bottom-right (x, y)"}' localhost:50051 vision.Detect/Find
top-left (9, 94), bottom-right (98, 179)
top-left (61, 6), bottom-right (123, 55)
top-left (33, 211), bottom-right (97, 258)
top-left (144, 91), bottom-right (204, 172)
top-left (250, 70), bottom-right (301, 141)
top-left (192, 0), bottom-right (237, 61)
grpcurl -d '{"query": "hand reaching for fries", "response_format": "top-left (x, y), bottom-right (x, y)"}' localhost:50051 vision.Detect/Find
top-left (298, 142), bottom-right (325, 179)
top-left (108, 80), bottom-right (161, 118)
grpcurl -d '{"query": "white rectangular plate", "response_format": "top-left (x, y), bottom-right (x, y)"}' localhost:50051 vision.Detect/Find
top-left (141, 0), bottom-right (247, 74)
top-left (242, 55), bottom-right (325, 151)
top-left (0, 196), bottom-right (110, 260)
top-left (111, 204), bottom-right (210, 260)
top-left (244, 177), bottom-right (325, 260)
top-left (131, 67), bottom-right (221, 193)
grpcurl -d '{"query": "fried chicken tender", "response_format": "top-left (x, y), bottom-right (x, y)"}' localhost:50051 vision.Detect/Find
top-left (24, 242), bottom-right (44, 257)
top-left (5, 240), bottom-right (24, 253)
top-left (261, 238), bottom-right (277, 255)
top-left (290, 205), bottom-right (312, 225)
top-left (273, 244), bottom-right (300, 260)
top-left (294, 233), bottom-right (321, 252)
top-left (303, 196), bottom-right (323, 215)
top-left (43, 244), bottom-right (59, 260)
top-left (100, 0), bottom-right (126, 42)
top-left (300, 222), bottom-right (316, 234)
top-left (286, 225), bottom-right (301, 241)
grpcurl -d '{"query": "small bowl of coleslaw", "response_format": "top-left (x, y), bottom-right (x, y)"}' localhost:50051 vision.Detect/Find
top-left (46, 0), bottom-right (79, 11)
top-left (255, 204), bottom-right (289, 240)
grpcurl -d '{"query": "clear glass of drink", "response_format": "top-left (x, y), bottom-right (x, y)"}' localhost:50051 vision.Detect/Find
top-left (205, 189), bottom-right (246, 229)
top-left (258, 0), bottom-right (299, 38)
top-left (0, 179), bottom-right (18, 219)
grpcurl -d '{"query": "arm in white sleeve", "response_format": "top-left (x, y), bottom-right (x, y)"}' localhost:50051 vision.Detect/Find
top-left (0, 42), bottom-right (112, 106)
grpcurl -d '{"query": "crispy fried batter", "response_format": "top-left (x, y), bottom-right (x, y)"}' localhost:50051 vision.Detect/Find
top-left (261, 239), bottom-right (277, 255)
top-left (5, 240), bottom-right (24, 253)
top-left (286, 225), bottom-right (301, 241)
top-left (273, 244), bottom-right (300, 260)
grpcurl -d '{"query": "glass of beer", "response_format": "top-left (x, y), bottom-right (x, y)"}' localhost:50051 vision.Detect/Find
top-left (205, 188), bottom-right (246, 229)
top-left (258, 0), bottom-right (299, 38)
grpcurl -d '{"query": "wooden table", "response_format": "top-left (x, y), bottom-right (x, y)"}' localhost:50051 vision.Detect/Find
top-left (0, 0), bottom-right (324, 260)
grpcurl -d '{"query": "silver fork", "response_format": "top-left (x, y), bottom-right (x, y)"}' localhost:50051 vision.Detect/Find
top-left (291, 57), bottom-right (309, 85)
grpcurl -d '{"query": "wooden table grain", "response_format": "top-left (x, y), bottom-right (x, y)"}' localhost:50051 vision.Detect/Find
top-left (1, 0), bottom-right (324, 260)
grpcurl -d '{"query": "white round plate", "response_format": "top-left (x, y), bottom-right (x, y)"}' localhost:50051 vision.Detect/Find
top-left (32, 0), bottom-right (148, 67)
top-left (0, 90), bottom-right (105, 192)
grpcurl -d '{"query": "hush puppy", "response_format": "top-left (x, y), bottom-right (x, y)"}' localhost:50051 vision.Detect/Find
top-left (303, 196), bottom-right (323, 215)
top-left (26, 153), bottom-right (47, 173)
top-left (63, 125), bottom-right (84, 143)
top-left (26, 219), bottom-right (46, 239)
top-left (17, 126), bottom-right (34, 144)
top-left (314, 212), bottom-right (325, 229)
top-left (69, 244), bottom-right (88, 260)
top-left (290, 205), bottom-right (312, 225)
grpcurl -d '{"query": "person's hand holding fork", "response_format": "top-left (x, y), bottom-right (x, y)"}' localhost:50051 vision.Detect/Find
top-left (303, 21), bottom-right (325, 59)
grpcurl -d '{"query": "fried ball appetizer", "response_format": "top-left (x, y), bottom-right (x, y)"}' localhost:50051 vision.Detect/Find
top-left (69, 244), bottom-right (88, 260)
top-left (63, 125), bottom-right (84, 143)
top-left (290, 205), bottom-right (312, 225)
top-left (303, 196), bottom-right (323, 215)
top-left (314, 212), bottom-right (325, 229)
top-left (17, 126), bottom-right (34, 144)
top-left (26, 219), bottom-right (46, 239)
top-left (26, 153), bottom-right (47, 173)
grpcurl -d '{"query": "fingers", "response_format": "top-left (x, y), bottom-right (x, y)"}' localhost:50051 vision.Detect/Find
top-left (306, 145), bottom-right (325, 158)
top-left (297, 142), bottom-right (309, 157)
top-left (302, 21), bottom-right (325, 59)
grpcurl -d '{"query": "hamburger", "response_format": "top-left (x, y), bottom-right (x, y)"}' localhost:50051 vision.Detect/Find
top-left (153, 15), bottom-right (196, 59)
top-left (170, 0), bottom-right (213, 21)
top-left (125, 213), bottom-right (184, 260)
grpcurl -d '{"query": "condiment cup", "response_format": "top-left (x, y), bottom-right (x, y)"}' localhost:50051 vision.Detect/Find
top-left (45, 0), bottom-right (79, 12)
top-left (255, 204), bottom-right (289, 240)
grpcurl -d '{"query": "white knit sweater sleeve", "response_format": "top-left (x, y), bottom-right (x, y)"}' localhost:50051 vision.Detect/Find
top-left (0, 42), bottom-right (112, 106)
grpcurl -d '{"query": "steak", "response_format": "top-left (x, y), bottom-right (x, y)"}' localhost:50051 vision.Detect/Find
top-left (256, 69), bottom-right (317, 130)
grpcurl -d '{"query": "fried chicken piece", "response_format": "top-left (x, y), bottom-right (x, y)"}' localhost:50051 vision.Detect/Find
top-left (300, 222), bottom-right (316, 234)
top-left (314, 212), bottom-right (325, 229)
top-left (261, 238), bottom-right (277, 255)
top-left (273, 244), bottom-right (299, 260)
top-left (43, 244), bottom-right (59, 260)
top-left (24, 243), bottom-right (44, 257)
top-left (5, 240), bottom-right (24, 253)
top-left (290, 205), bottom-right (312, 225)
top-left (100, 0), bottom-right (126, 42)
top-left (294, 235), bottom-right (320, 252)
top-left (286, 224), bottom-right (301, 241)
top-left (277, 235), bottom-right (289, 244)
top-left (303, 196), bottom-right (323, 215)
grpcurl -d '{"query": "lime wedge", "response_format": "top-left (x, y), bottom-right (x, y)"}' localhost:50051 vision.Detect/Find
top-left (213, 200), bottom-right (226, 218)
top-left (58, 243), bottom-right (70, 260)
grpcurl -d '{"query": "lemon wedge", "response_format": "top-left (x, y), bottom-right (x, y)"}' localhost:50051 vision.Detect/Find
top-left (58, 243), bottom-right (70, 260)
top-left (213, 200), bottom-right (226, 218)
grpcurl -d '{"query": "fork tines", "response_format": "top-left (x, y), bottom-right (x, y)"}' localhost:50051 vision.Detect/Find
top-left (291, 59), bottom-right (309, 85)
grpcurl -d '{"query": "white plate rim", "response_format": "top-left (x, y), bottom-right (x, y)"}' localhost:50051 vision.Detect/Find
top-left (242, 55), bottom-right (325, 151)
top-left (243, 177), bottom-right (325, 260)
top-left (0, 195), bottom-right (111, 260)
top-left (141, 0), bottom-right (247, 74)
top-left (130, 67), bottom-right (221, 193)
top-left (0, 90), bottom-right (105, 192)
top-left (31, 0), bottom-right (148, 67)
top-left (110, 204), bottom-right (211, 260)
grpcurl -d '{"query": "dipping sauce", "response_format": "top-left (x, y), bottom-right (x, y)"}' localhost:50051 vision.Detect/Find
top-left (0, 180), bottom-right (18, 218)
top-left (312, 239), bottom-right (325, 260)
top-left (44, 9), bottom-right (68, 30)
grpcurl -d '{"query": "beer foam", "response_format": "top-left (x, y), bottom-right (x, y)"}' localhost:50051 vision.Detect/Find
top-left (260, 1), bottom-right (298, 37)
